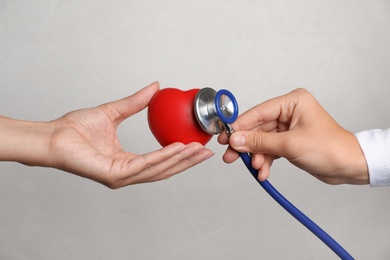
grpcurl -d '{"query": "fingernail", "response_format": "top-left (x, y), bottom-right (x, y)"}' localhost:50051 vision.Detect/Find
top-left (203, 151), bottom-right (215, 160)
top-left (231, 134), bottom-right (246, 147)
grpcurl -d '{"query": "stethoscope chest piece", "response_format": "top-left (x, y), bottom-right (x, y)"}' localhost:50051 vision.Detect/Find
top-left (194, 87), bottom-right (238, 135)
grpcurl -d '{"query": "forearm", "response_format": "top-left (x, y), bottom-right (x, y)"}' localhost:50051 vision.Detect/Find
top-left (0, 116), bottom-right (54, 167)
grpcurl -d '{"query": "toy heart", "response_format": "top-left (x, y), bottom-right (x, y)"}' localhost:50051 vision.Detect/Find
top-left (147, 88), bottom-right (212, 147)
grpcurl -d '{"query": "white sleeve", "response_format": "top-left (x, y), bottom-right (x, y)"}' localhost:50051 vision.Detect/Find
top-left (355, 129), bottom-right (390, 187)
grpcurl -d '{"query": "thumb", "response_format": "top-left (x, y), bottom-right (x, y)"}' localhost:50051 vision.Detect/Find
top-left (100, 81), bottom-right (160, 125)
top-left (229, 130), bottom-right (290, 157)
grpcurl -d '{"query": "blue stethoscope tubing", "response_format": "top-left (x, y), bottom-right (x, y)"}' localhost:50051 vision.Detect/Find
top-left (240, 152), bottom-right (354, 259)
top-left (215, 90), bottom-right (354, 259)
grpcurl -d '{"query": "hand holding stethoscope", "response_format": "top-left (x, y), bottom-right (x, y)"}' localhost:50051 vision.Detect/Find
top-left (194, 87), bottom-right (355, 260)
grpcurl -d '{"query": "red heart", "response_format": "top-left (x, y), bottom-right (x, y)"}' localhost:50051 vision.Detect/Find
top-left (147, 88), bottom-right (212, 147)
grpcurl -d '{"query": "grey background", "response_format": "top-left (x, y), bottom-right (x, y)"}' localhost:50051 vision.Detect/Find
top-left (1, 0), bottom-right (390, 259)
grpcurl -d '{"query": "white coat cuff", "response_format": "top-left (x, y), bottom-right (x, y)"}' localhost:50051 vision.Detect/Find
top-left (355, 130), bottom-right (390, 187)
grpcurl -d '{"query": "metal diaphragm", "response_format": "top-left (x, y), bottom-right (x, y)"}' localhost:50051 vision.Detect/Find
top-left (194, 87), bottom-right (224, 135)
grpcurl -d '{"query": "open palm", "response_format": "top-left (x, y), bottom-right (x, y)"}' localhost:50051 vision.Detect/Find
top-left (48, 82), bottom-right (214, 188)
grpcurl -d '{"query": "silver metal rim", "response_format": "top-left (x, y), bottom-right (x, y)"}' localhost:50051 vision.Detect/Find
top-left (194, 87), bottom-right (223, 135)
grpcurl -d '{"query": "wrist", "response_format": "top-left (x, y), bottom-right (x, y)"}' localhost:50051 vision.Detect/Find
top-left (0, 116), bottom-right (55, 167)
top-left (337, 131), bottom-right (369, 185)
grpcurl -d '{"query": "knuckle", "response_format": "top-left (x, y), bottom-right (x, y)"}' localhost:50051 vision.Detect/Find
top-left (102, 176), bottom-right (124, 190)
top-left (293, 87), bottom-right (309, 95)
top-left (293, 88), bottom-right (315, 101)
top-left (104, 181), bottom-right (120, 190)
top-left (250, 132), bottom-right (264, 152)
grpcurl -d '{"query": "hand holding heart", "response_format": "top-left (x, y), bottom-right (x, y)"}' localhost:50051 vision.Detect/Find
top-left (15, 82), bottom-right (214, 188)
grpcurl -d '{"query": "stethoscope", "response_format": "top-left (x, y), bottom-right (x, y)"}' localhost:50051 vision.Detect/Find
top-left (194, 87), bottom-right (354, 260)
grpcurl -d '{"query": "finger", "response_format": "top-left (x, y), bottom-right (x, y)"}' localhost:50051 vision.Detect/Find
top-left (217, 98), bottom-right (283, 145)
top-left (233, 89), bottom-right (302, 132)
top-left (122, 143), bottom-right (214, 185)
top-left (251, 153), bottom-right (265, 169)
top-left (217, 131), bottom-right (229, 145)
top-left (232, 97), bottom-right (283, 130)
top-left (98, 142), bottom-right (186, 188)
top-left (258, 156), bottom-right (274, 181)
top-left (249, 154), bottom-right (275, 181)
top-left (145, 145), bottom-right (215, 183)
top-left (222, 145), bottom-right (240, 164)
top-left (229, 130), bottom-right (293, 158)
top-left (125, 141), bottom-right (187, 175)
top-left (134, 143), bottom-right (214, 184)
top-left (217, 119), bottom-right (241, 144)
top-left (100, 81), bottom-right (160, 125)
